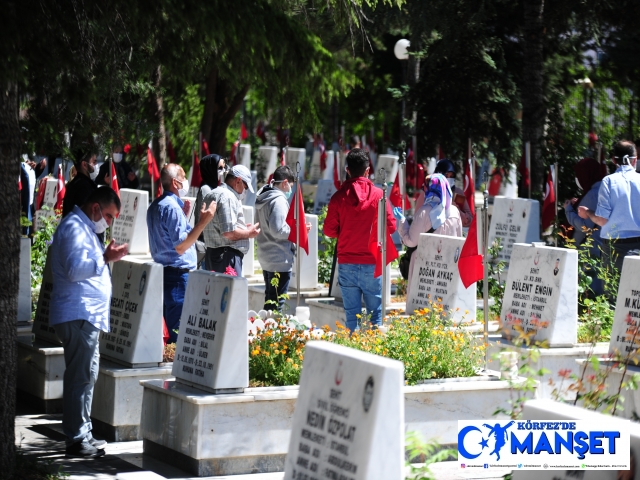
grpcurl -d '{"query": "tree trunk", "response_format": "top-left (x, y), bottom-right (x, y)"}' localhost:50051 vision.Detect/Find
top-left (0, 81), bottom-right (21, 477)
top-left (153, 65), bottom-right (167, 169)
top-left (521, 0), bottom-right (546, 196)
top-left (200, 69), bottom-right (250, 156)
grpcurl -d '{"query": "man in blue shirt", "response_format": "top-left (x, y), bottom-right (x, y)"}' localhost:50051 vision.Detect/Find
top-left (49, 187), bottom-right (128, 457)
top-left (147, 163), bottom-right (216, 343)
top-left (579, 140), bottom-right (640, 274)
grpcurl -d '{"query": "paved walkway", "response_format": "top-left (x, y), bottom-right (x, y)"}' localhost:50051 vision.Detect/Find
top-left (15, 404), bottom-right (509, 480)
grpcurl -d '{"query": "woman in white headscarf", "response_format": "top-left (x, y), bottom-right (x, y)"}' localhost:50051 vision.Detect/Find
top-left (396, 173), bottom-right (463, 297)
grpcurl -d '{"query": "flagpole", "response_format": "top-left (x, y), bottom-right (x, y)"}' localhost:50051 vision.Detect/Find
top-left (468, 138), bottom-right (473, 186)
top-left (295, 161), bottom-right (301, 307)
top-left (525, 141), bottom-right (531, 199)
top-left (380, 168), bottom-right (388, 325)
top-left (554, 162), bottom-right (558, 247)
top-left (398, 149), bottom-right (406, 217)
top-left (482, 171), bottom-right (490, 371)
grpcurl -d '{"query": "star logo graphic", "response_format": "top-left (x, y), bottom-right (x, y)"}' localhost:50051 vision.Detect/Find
top-left (479, 438), bottom-right (489, 449)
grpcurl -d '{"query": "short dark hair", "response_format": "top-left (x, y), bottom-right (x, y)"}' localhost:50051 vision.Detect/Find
top-left (72, 147), bottom-right (95, 168)
top-left (346, 148), bottom-right (369, 177)
top-left (612, 140), bottom-right (636, 165)
top-left (84, 187), bottom-right (121, 212)
top-left (273, 165), bottom-right (294, 182)
top-left (350, 135), bottom-right (360, 146)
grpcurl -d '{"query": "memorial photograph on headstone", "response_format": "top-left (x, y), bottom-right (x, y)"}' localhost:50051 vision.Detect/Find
top-left (500, 243), bottom-right (578, 347)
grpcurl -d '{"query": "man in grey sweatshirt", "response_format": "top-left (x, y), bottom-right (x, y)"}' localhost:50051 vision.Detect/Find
top-left (255, 165), bottom-right (297, 311)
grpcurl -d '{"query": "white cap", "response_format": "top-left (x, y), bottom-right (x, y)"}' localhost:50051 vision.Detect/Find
top-left (230, 165), bottom-right (254, 193)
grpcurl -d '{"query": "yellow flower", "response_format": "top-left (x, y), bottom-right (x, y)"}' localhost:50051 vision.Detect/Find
top-left (286, 357), bottom-right (293, 363)
top-left (432, 355), bottom-right (437, 362)
top-left (274, 349), bottom-right (280, 354)
top-left (251, 349), bottom-right (260, 356)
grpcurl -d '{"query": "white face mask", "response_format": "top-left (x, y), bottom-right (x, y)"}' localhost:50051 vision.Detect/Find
top-left (93, 206), bottom-right (110, 234)
top-left (218, 167), bottom-right (226, 184)
top-left (575, 177), bottom-right (582, 190)
top-left (90, 169), bottom-right (99, 181)
top-left (113, 153), bottom-right (123, 163)
top-left (177, 178), bottom-right (189, 198)
top-left (447, 177), bottom-right (456, 188)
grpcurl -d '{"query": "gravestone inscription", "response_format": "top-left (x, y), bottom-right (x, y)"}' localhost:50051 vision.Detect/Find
top-left (609, 255), bottom-right (640, 360)
top-left (487, 197), bottom-right (540, 266)
top-left (111, 189), bottom-right (149, 255)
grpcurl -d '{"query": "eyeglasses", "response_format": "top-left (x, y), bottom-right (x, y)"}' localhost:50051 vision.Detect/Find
top-left (242, 181), bottom-right (249, 190)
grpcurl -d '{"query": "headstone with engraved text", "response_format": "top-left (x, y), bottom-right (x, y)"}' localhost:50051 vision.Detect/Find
top-left (608, 255), bottom-right (640, 361)
top-left (111, 189), bottom-right (149, 254)
top-left (313, 179), bottom-right (337, 214)
top-left (487, 197), bottom-right (540, 267)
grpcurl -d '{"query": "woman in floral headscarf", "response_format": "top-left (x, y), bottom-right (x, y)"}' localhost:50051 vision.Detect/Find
top-left (396, 173), bottom-right (463, 296)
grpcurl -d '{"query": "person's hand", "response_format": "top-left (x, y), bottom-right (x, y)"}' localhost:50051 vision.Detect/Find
top-left (198, 201), bottom-right (216, 225)
top-left (306, 222), bottom-right (312, 232)
top-left (27, 161), bottom-right (36, 169)
top-left (182, 199), bottom-right (191, 216)
top-left (393, 206), bottom-right (405, 222)
top-left (563, 199), bottom-right (572, 209)
top-left (577, 206), bottom-right (590, 219)
top-left (104, 240), bottom-right (128, 263)
top-left (247, 222), bottom-right (261, 238)
top-left (127, 171), bottom-right (136, 182)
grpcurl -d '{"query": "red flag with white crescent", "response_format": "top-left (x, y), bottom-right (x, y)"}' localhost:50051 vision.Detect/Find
top-left (463, 157), bottom-right (475, 216)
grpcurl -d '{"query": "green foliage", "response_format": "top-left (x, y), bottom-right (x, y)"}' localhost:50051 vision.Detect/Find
top-left (317, 206), bottom-right (337, 284)
top-left (405, 432), bottom-right (456, 479)
top-left (165, 85), bottom-right (205, 168)
top-left (477, 238), bottom-right (506, 321)
top-left (31, 210), bottom-right (59, 290)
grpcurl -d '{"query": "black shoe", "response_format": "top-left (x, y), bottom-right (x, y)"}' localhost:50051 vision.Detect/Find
top-left (88, 436), bottom-right (107, 448)
top-left (66, 440), bottom-right (105, 458)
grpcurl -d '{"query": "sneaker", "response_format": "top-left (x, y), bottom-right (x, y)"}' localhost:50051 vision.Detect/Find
top-left (87, 435), bottom-right (107, 448)
top-left (66, 440), bottom-right (105, 458)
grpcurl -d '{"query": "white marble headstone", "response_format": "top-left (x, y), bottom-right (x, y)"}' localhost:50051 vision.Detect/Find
top-left (313, 179), bottom-right (337, 214)
top-left (375, 155), bottom-right (399, 184)
top-left (238, 144), bottom-right (251, 169)
top-left (172, 271), bottom-right (249, 393)
top-left (242, 206), bottom-right (255, 277)
top-left (500, 243), bottom-right (578, 347)
top-left (182, 196), bottom-right (196, 228)
top-left (242, 171), bottom-right (258, 207)
top-left (609, 255), bottom-right (640, 360)
top-left (308, 150), bottom-right (323, 183)
top-left (323, 151), bottom-right (341, 182)
top-left (34, 177), bottom-right (59, 231)
top-left (112, 189), bottom-right (149, 255)
top-left (286, 148), bottom-right (307, 181)
top-left (18, 237), bottom-right (31, 322)
top-left (99, 258), bottom-right (163, 367)
top-left (32, 250), bottom-right (60, 345)
top-left (283, 341), bottom-right (404, 480)
top-left (488, 197), bottom-right (540, 266)
top-left (406, 233), bottom-right (476, 324)
top-left (257, 146), bottom-right (278, 181)
top-left (291, 214), bottom-right (319, 290)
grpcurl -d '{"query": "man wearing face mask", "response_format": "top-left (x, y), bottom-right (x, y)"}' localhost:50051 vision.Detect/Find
top-left (433, 159), bottom-right (472, 227)
top-left (255, 165), bottom-right (308, 310)
top-left (203, 164), bottom-right (260, 275)
top-left (62, 148), bottom-right (99, 217)
top-left (96, 145), bottom-right (139, 189)
top-left (49, 187), bottom-right (128, 457)
top-left (147, 164), bottom-right (217, 343)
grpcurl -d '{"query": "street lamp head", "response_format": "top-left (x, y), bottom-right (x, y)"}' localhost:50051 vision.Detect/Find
top-left (394, 39), bottom-right (410, 60)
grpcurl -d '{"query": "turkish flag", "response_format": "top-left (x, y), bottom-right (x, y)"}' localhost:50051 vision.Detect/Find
top-left (319, 144), bottom-right (327, 172)
top-left (191, 150), bottom-right (202, 188)
top-left (286, 183), bottom-right (309, 255)
top-left (368, 204), bottom-right (398, 278)
top-left (458, 214), bottom-right (483, 288)
top-left (542, 166), bottom-right (556, 230)
top-left (202, 138), bottom-right (210, 156)
top-left (241, 123), bottom-right (248, 140)
top-left (389, 174), bottom-right (410, 210)
top-left (333, 151), bottom-right (341, 190)
top-left (36, 177), bottom-right (48, 210)
top-left (229, 141), bottom-right (239, 165)
top-left (463, 157), bottom-right (475, 216)
top-left (488, 168), bottom-right (503, 196)
top-left (18, 175), bottom-right (21, 191)
top-left (111, 161), bottom-right (120, 198)
top-left (518, 152), bottom-right (530, 191)
top-left (147, 147), bottom-right (161, 197)
top-left (55, 168), bottom-right (65, 210)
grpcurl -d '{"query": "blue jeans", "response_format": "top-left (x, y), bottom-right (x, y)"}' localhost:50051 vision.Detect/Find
top-left (163, 267), bottom-right (189, 344)
top-left (338, 263), bottom-right (382, 332)
top-left (263, 271), bottom-right (291, 311)
top-left (55, 320), bottom-right (100, 446)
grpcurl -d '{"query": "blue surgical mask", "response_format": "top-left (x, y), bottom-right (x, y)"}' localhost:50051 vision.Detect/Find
top-left (284, 190), bottom-right (293, 200)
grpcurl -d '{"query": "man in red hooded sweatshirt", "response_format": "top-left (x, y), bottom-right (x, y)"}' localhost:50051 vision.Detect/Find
top-left (324, 148), bottom-right (396, 332)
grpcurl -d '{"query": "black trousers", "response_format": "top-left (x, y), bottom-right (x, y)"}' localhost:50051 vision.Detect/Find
top-left (205, 246), bottom-right (244, 277)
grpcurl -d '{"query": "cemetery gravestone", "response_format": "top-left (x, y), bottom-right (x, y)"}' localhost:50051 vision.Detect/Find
top-left (99, 258), bottom-right (163, 367)
top-left (171, 271), bottom-right (249, 393)
top-left (182, 196), bottom-right (196, 229)
top-left (283, 341), bottom-right (404, 480)
top-left (18, 237), bottom-right (31, 322)
top-left (32, 251), bottom-right (60, 345)
top-left (286, 148), bottom-right (307, 180)
top-left (111, 189), bottom-right (149, 255)
top-left (308, 150), bottom-right (323, 183)
top-left (487, 197), bottom-right (540, 266)
top-left (258, 146), bottom-right (278, 180)
top-left (34, 177), bottom-right (58, 231)
top-left (406, 233), bottom-right (476, 323)
top-left (242, 171), bottom-right (258, 207)
top-left (500, 243), bottom-right (578, 347)
top-left (238, 144), bottom-right (251, 169)
top-left (242, 206), bottom-right (255, 277)
top-left (609, 255), bottom-right (640, 360)
top-left (375, 155), bottom-right (399, 183)
top-left (291, 214), bottom-right (319, 290)
top-left (323, 151), bottom-right (343, 182)
top-left (313, 179), bottom-right (337, 214)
